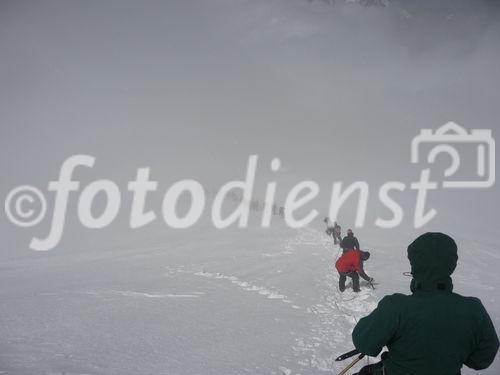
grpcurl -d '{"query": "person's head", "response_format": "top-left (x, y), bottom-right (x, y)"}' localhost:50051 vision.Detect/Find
top-left (361, 251), bottom-right (370, 261)
top-left (407, 232), bottom-right (458, 292)
top-left (324, 217), bottom-right (329, 223)
top-left (347, 229), bottom-right (353, 236)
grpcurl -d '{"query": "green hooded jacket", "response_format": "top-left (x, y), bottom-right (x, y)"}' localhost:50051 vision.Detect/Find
top-left (352, 233), bottom-right (499, 375)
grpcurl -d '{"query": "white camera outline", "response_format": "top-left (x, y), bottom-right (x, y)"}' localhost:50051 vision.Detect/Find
top-left (411, 122), bottom-right (495, 188)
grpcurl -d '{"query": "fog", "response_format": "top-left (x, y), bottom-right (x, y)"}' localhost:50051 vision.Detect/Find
top-left (0, 0), bottom-right (499, 253)
top-left (0, 1), bottom-right (499, 374)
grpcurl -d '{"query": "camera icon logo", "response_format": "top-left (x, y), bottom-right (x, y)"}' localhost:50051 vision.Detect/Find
top-left (411, 122), bottom-right (495, 188)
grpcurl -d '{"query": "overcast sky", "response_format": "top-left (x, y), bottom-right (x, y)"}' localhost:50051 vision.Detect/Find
top-left (1, 0), bottom-right (499, 258)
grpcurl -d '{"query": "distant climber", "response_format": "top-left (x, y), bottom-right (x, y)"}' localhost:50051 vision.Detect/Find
top-left (324, 218), bottom-right (342, 244)
top-left (278, 206), bottom-right (284, 217)
top-left (341, 229), bottom-right (360, 253)
top-left (333, 222), bottom-right (342, 244)
top-left (324, 217), bottom-right (334, 236)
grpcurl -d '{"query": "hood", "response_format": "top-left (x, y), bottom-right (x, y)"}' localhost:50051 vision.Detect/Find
top-left (407, 232), bottom-right (458, 292)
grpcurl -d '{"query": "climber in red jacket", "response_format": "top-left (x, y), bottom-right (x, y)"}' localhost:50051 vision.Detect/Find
top-left (335, 250), bottom-right (373, 292)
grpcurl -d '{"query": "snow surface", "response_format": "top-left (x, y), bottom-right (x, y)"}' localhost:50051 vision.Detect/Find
top-left (0, 217), bottom-right (498, 374)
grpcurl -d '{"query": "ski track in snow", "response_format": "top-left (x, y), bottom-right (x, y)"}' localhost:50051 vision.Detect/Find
top-left (191, 228), bottom-right (334, 313)
top-left (194, 271), bottom-right (299, 308)
top-left (39, 289), bottom-right (203, 299)
top-left (104, 290), bottom-right (201, 299)
top-left (262, 251), bottom-right (293, 257)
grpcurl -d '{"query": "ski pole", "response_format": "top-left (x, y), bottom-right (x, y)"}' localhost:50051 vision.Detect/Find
top-left (368, 279), bottom-right (375, 290)
top-left (337, 353), bottom-right (365, 375)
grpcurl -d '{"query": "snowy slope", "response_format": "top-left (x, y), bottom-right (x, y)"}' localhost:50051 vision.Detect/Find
top-left (0, 217), bottom-right (498, 374)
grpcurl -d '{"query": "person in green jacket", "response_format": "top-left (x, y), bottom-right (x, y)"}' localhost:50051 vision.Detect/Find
top-left (351, 232), bottom-right (499, 375)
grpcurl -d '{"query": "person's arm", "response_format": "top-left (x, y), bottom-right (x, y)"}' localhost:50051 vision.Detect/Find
top-left (352, 295), bottom-right (401, 356)
top-left (464, 300), bottom-right (499, 370)
top-left (356, 261), bottom-right (371, 281)
top-left (354, 237), bottom-right (360, 250)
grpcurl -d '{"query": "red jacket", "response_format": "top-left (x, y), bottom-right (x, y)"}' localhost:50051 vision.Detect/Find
top-left (336, 250), bottom-right (363, 274)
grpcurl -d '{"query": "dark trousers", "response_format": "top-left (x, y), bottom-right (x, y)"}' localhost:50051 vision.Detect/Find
top-left (339, 271), bottom-right (360, 292)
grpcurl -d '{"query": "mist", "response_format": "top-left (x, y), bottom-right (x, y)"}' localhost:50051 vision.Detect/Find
top-left (0, 1), bottom-right (499, 374)
top-left (1, 0), bottom-right (498, 258)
